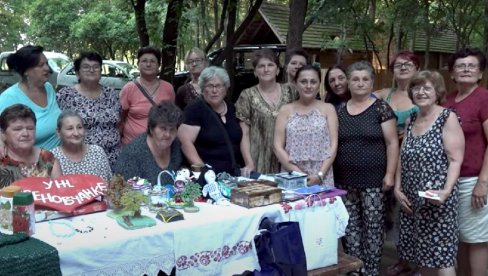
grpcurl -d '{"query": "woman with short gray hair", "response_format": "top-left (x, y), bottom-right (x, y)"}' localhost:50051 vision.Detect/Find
top-left (178, 66), bottom-right (242, 175)
top-left (334, 61), bottom-right (399, 275)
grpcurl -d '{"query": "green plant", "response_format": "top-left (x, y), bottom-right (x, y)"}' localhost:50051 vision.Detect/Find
top-left (180, 182), bottom-right (202, 207)
top-left (120, 190), bottom-right (149, 217)
top-left (105, 174), bottom-right (131, 209)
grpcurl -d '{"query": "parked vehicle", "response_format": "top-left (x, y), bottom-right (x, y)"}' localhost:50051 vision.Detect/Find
top-left (173, 44), bottom-right (287, 102)
top-left (0, 51), bottom-right (71, 93)
top-left (56, 60), bottom-right (139, 92)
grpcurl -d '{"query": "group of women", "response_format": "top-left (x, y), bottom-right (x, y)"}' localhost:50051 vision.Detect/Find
top-left (0, 43), bottom-right (486, 276)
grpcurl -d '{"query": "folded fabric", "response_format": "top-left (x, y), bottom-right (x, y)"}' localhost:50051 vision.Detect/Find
top-left (0, 233), bottom-right (61, 275)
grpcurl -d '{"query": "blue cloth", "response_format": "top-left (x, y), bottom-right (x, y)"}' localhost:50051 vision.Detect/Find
top-left (0, 82), bottom-right (61, 149)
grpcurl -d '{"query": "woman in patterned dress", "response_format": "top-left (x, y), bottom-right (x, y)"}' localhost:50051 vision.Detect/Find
top-left (175, 47), bottom-right (207, 110)
top-left (395, 71), bottom-right (464, 275)
top-left (236, 49), bottom-right (297, 174)
top-left (333, 61), bottom-right (399, 276)
top-left (52, 110), bottom-right (112, 182)
top-left (57, 51), bottom-right (121, 170)
top-left (0, 104), bottom-right (60, 188)
top-left (274, 65), bottom-right (337, 185)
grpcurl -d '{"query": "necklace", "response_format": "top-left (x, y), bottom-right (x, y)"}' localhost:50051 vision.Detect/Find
top-left (49, 220), bottom-right (76, 238)
top-left (218, 102), bottom-right (227, 118)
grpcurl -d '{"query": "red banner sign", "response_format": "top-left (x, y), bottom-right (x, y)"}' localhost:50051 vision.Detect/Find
top-left (12, 174), bottom-right (107, 214)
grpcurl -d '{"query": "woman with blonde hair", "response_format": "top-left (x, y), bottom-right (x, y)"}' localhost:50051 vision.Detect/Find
top-left (176, 47), bottom-right (208, 110)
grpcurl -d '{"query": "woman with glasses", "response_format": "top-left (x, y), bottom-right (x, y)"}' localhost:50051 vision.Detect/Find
top-left (0, 45), bottom-right (61, 151)
top-left (375, 51), bottom-right (420, 139)
top-left (178, 66), bottom-right (242, 174)
top-left (57, 52), bottom-right (121, 170)
top-left (119, 47), bottom-right (175, 145)
top-left (443, 48), bottom-right (488, 276)
top-left (176, 47), bottom-right (208, 110)
top-left (395, 71), bottom-right (464, 276)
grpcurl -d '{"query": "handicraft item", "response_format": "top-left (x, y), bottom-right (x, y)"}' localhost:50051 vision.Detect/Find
top-left (231, 183), bottom-right (282, 208)
top-left (0, 185), bottom-right (22, 234)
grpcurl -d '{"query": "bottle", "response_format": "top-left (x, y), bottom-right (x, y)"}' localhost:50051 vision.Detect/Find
top-left (0, 185), bottom-right (22, 234)
top-left (13, 192), bottom-right (35, 235)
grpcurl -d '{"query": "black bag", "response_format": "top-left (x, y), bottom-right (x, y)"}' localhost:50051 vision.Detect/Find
top-left (253, 218), bottom-right (307, 276)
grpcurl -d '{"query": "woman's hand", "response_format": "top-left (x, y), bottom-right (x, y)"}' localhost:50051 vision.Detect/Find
top-left (382, 173), bottom-right (395, 191)
top-left (426, 189), bottom-right (450, 205)
top-left (471, 180), bottom-right (488, 209)
top-left (394, 188), bottom-right (413, 215)
top-left (306, 175), bottom-right (321, 186)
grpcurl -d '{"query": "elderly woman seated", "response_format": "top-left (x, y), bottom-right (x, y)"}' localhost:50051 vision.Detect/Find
top-left (51, 110), bottom-right (112, 182)
top-left (115, 101), bottom-right (184, 185)
top-left (178, 66), bottom-right (242, 175)
top-left (0, 104), bottom-right (61, 188)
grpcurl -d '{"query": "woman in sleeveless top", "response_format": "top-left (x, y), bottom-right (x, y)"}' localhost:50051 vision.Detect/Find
top-left (274, 65), bottom-right (338, 185)
top-left (375, 51), bottom-right (420, 139)
top-left (395, 71), bottom-right (464, 275)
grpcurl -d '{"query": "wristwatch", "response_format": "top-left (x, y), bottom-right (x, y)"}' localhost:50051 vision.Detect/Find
top-left (317, 171), bottom-right (324, 183)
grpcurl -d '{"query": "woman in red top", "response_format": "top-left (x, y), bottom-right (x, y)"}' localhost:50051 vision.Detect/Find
top-left (443, 48), bottom-right (488, 276)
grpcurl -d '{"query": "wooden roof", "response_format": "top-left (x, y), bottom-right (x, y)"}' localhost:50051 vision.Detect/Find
top-left (237, 1), bottom-right (458, 54)
top-left (237, 2), bottom-right (373, 51)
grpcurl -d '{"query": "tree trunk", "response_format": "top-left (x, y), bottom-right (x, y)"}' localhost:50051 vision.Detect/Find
top-left (213, 0), bottom-right (263, 65)
top-left (286, 0), bottom-right (308, 50)
top-left (224, 0), bottom-right (237, 99)
top-left (484, 0), bottom-right (488, 57)
top-left (160, 0), bottom-right (185, 83)
top-left (131, 0), bottom-right (150, 47)
top-left (205, 0), bottom-right (229, 53)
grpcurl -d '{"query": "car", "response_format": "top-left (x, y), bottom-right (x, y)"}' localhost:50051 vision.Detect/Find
top-left (56, 60), bottom-right (139, 93)
top-left (173, 44), bottom-right (287, 102)
top-left (0, 51), bottom-right (71, 93)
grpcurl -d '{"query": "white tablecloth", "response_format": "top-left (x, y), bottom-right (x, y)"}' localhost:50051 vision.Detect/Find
top-left (33, 198), bottom-right (348, 276)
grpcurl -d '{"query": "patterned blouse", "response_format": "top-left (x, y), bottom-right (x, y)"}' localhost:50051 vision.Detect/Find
top-left (57, 85), bottom-right (121, 170)
top-left (0, 149), bottom-right (55, 188)
top-left (52, 145), bottom-right (112, 182)
top-left (235, 84), bottom-right (297, 174)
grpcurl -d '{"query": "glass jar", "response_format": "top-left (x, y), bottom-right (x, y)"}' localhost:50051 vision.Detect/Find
top-left (0, 185), bottom-right (22, 234)
top-left (13, 192), bottom-right (35, 235)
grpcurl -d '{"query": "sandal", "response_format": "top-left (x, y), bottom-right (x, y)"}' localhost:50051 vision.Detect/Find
top-left (386, 262), bottom-right (412, 276)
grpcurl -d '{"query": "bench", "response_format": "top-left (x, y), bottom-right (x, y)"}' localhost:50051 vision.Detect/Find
top-left (307, 252), bottom-right (363, 276)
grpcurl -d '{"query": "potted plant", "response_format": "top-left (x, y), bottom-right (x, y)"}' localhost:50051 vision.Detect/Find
top-left (105, 174), bottom-right (131, 218)
top-left (181, 182), bottom-right (202, 213)
top-left (116, 190), bottom-right (156, 230)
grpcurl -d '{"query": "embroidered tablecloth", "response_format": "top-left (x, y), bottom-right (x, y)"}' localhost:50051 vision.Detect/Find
top-left (33, 197), bottom-right (348, 275)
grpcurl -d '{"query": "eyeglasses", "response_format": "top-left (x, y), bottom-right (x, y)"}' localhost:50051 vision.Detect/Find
top-left (453, 63), bottom-right (479, 71)
top-left (411, 86), bottom-right (435, 94)
top-left (393, 62), bottom-right (414, 70)
top-left (187, 58), bottom-right (204, 65)
top-left (204, 84), bottom-right (225, 91)
top-left (80, 65), bottom-right (101, 72)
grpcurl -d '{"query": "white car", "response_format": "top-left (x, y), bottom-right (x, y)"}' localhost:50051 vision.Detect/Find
top-left (0, 51), bottom-right (71, 93)
top-left (56, 60), bottom-right (138, 93)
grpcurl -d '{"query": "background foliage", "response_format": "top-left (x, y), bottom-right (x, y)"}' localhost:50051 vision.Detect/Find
top-left (2, 0), bottom-right (488, 72)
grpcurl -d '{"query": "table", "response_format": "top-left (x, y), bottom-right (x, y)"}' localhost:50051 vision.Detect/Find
top-left (34, 196), bottom-right (348, 276)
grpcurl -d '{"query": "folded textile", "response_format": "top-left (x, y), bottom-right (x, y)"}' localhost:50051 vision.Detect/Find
top-left (0, 233), bottom-right (61, 276)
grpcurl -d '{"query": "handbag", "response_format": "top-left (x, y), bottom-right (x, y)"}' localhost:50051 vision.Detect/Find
top-left (253, 218), bottom-right (307, 276)
top-left (200, 98), bottom-right (241, 176)
top-left (133, 79), bottom-right (157, 106)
